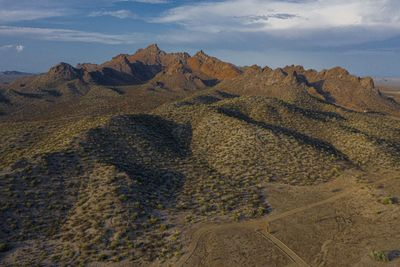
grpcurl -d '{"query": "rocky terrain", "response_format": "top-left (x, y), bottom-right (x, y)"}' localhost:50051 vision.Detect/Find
top-left (0, 45), bottom-right (399, 266)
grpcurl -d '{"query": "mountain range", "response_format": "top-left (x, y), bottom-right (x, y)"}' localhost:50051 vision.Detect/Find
top-left (1, 44), bottom-right (399, 120)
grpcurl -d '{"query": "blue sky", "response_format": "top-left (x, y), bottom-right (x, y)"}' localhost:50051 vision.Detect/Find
top-left (0, 0), bottom-right (399, 77)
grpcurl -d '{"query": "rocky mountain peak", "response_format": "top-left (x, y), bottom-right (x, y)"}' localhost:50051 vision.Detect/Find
top-left (145, 43), bottom-right (161, 52)
top-left (324, 66), bottom-right (350, 78)
top-left (137, 43), bottom-right (165, 56)
top-left (48, 62), bottom-right (81, 80)
top-left (127, 44), bottom-right (166, 65)
top-left (194, 50), bottom-right (211, 60)
top-left (111, 54), bottom-right (130, 61)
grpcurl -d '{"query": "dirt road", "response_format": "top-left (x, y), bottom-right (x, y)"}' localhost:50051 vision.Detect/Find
top-left (176, 173), bottom-right (398, 267)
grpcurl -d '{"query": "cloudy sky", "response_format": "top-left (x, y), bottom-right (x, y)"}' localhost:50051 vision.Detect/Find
top-left (0, 0), bottom-right (399, 76)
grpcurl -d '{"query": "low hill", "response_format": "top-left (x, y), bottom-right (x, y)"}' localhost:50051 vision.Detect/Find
top-left (1, 89), bottom-right (399, 266)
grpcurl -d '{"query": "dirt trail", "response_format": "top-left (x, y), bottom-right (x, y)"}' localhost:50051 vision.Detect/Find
top-left (176, 174), bottom-right (398, 267)
top-left (256, 230), bottom-right (310, 267)
top-left (251, 173), bottom-right (396, 228)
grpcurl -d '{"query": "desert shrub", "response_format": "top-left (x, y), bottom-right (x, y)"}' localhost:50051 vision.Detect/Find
top-left (159, 224), bottom-right (168, 231)
top-left (148, 216), bottom-right (158, 225)
top-left (232, 211), bottom-right (241, 221)
top-left (118, 194), bottom-right (128, 202)
top-left (382, 197), bottom-right (398, 205)
top-left (98, 254), bottom-right (108, 261)
top-left (185, 215), bottom-right (193, 223)
top-left (370, 250), bottom-right (389, 262)
top-left (257, 206), bottom-right (266, 216)
top-left (0, 242), bottom-right (9, 252)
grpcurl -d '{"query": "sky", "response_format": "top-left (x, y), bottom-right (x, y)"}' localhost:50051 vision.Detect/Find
top-left (0, 0), bottom-right (399, 77)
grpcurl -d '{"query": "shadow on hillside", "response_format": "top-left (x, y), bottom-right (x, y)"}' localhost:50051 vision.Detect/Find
top-left (341, 125), bottom-right (400, 159)
top-left (202, 79), bottom-right (219, 87)
top-left (12, 90), bottom-right (43, 99)
top-left (217, 107), bottom-right (349, 161)
top-left (307, 79), bottom-right (336, 103)
top-left (0, 90), bottom-right (10, 104)
top-left (176, 90), bottom-right (238, 107)
top-left (85, 113), bottom-right (193, 161)
top-left (281, 101), bottom-right (345, 121)
top-left (41, 89), bottom-right (62, 97)
top-left (83, 114), bottom-right (193, 216)
top-left (0, 151), bottom-right (84, 242)
top-left (90, 62), bottom-right (162, 86)
top-left (107, 86), bottom-right (125, 95)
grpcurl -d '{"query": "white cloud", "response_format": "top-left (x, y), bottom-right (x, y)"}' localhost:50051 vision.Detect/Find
top-left (0, 44), bottom-right (13, 50)
top-left (0, 9), bottom-right (66, 22)
top-left (154, 0), bottom-right (400, 41)
top-left (0, 25), bottom-right (213, 45)
top-left (15, 45), bottom-right (24, 52)
top-left (0, 0), bottom-right (166, 22)
top-left (129, 0), bottom-right (169, 3)
top-left (0, 26), bottom-right (149, 45)
top-left (0, 44), bottom-right (25, 52)
top-left (89, 9), bottom-right (137, 19)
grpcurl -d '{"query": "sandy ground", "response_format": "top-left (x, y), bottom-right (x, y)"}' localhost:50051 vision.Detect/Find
top-left (168, 169), bottom-right (400, 267)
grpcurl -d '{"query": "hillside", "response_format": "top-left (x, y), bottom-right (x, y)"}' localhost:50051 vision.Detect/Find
top-left (1, 87), bottom-right (400, 266)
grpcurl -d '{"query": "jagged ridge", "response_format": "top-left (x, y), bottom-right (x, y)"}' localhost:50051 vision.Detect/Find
top-left (3, 44), bottom-right (398, 117)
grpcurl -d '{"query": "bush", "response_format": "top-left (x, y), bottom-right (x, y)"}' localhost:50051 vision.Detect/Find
top-left (98, 254), bottom-right (108, 261)
top-left (232, 212), bottom-right (241, 222)
top-left (118, 194), bottom-right (128, 202)
top-left (382, 197), bottom-right (398, 205)
top-left (370, 250), bottom-right (389, 262)
top-left (257, 206), bottom-right (266, 216)
top-left (0, 243), bottom-right (9, 252)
